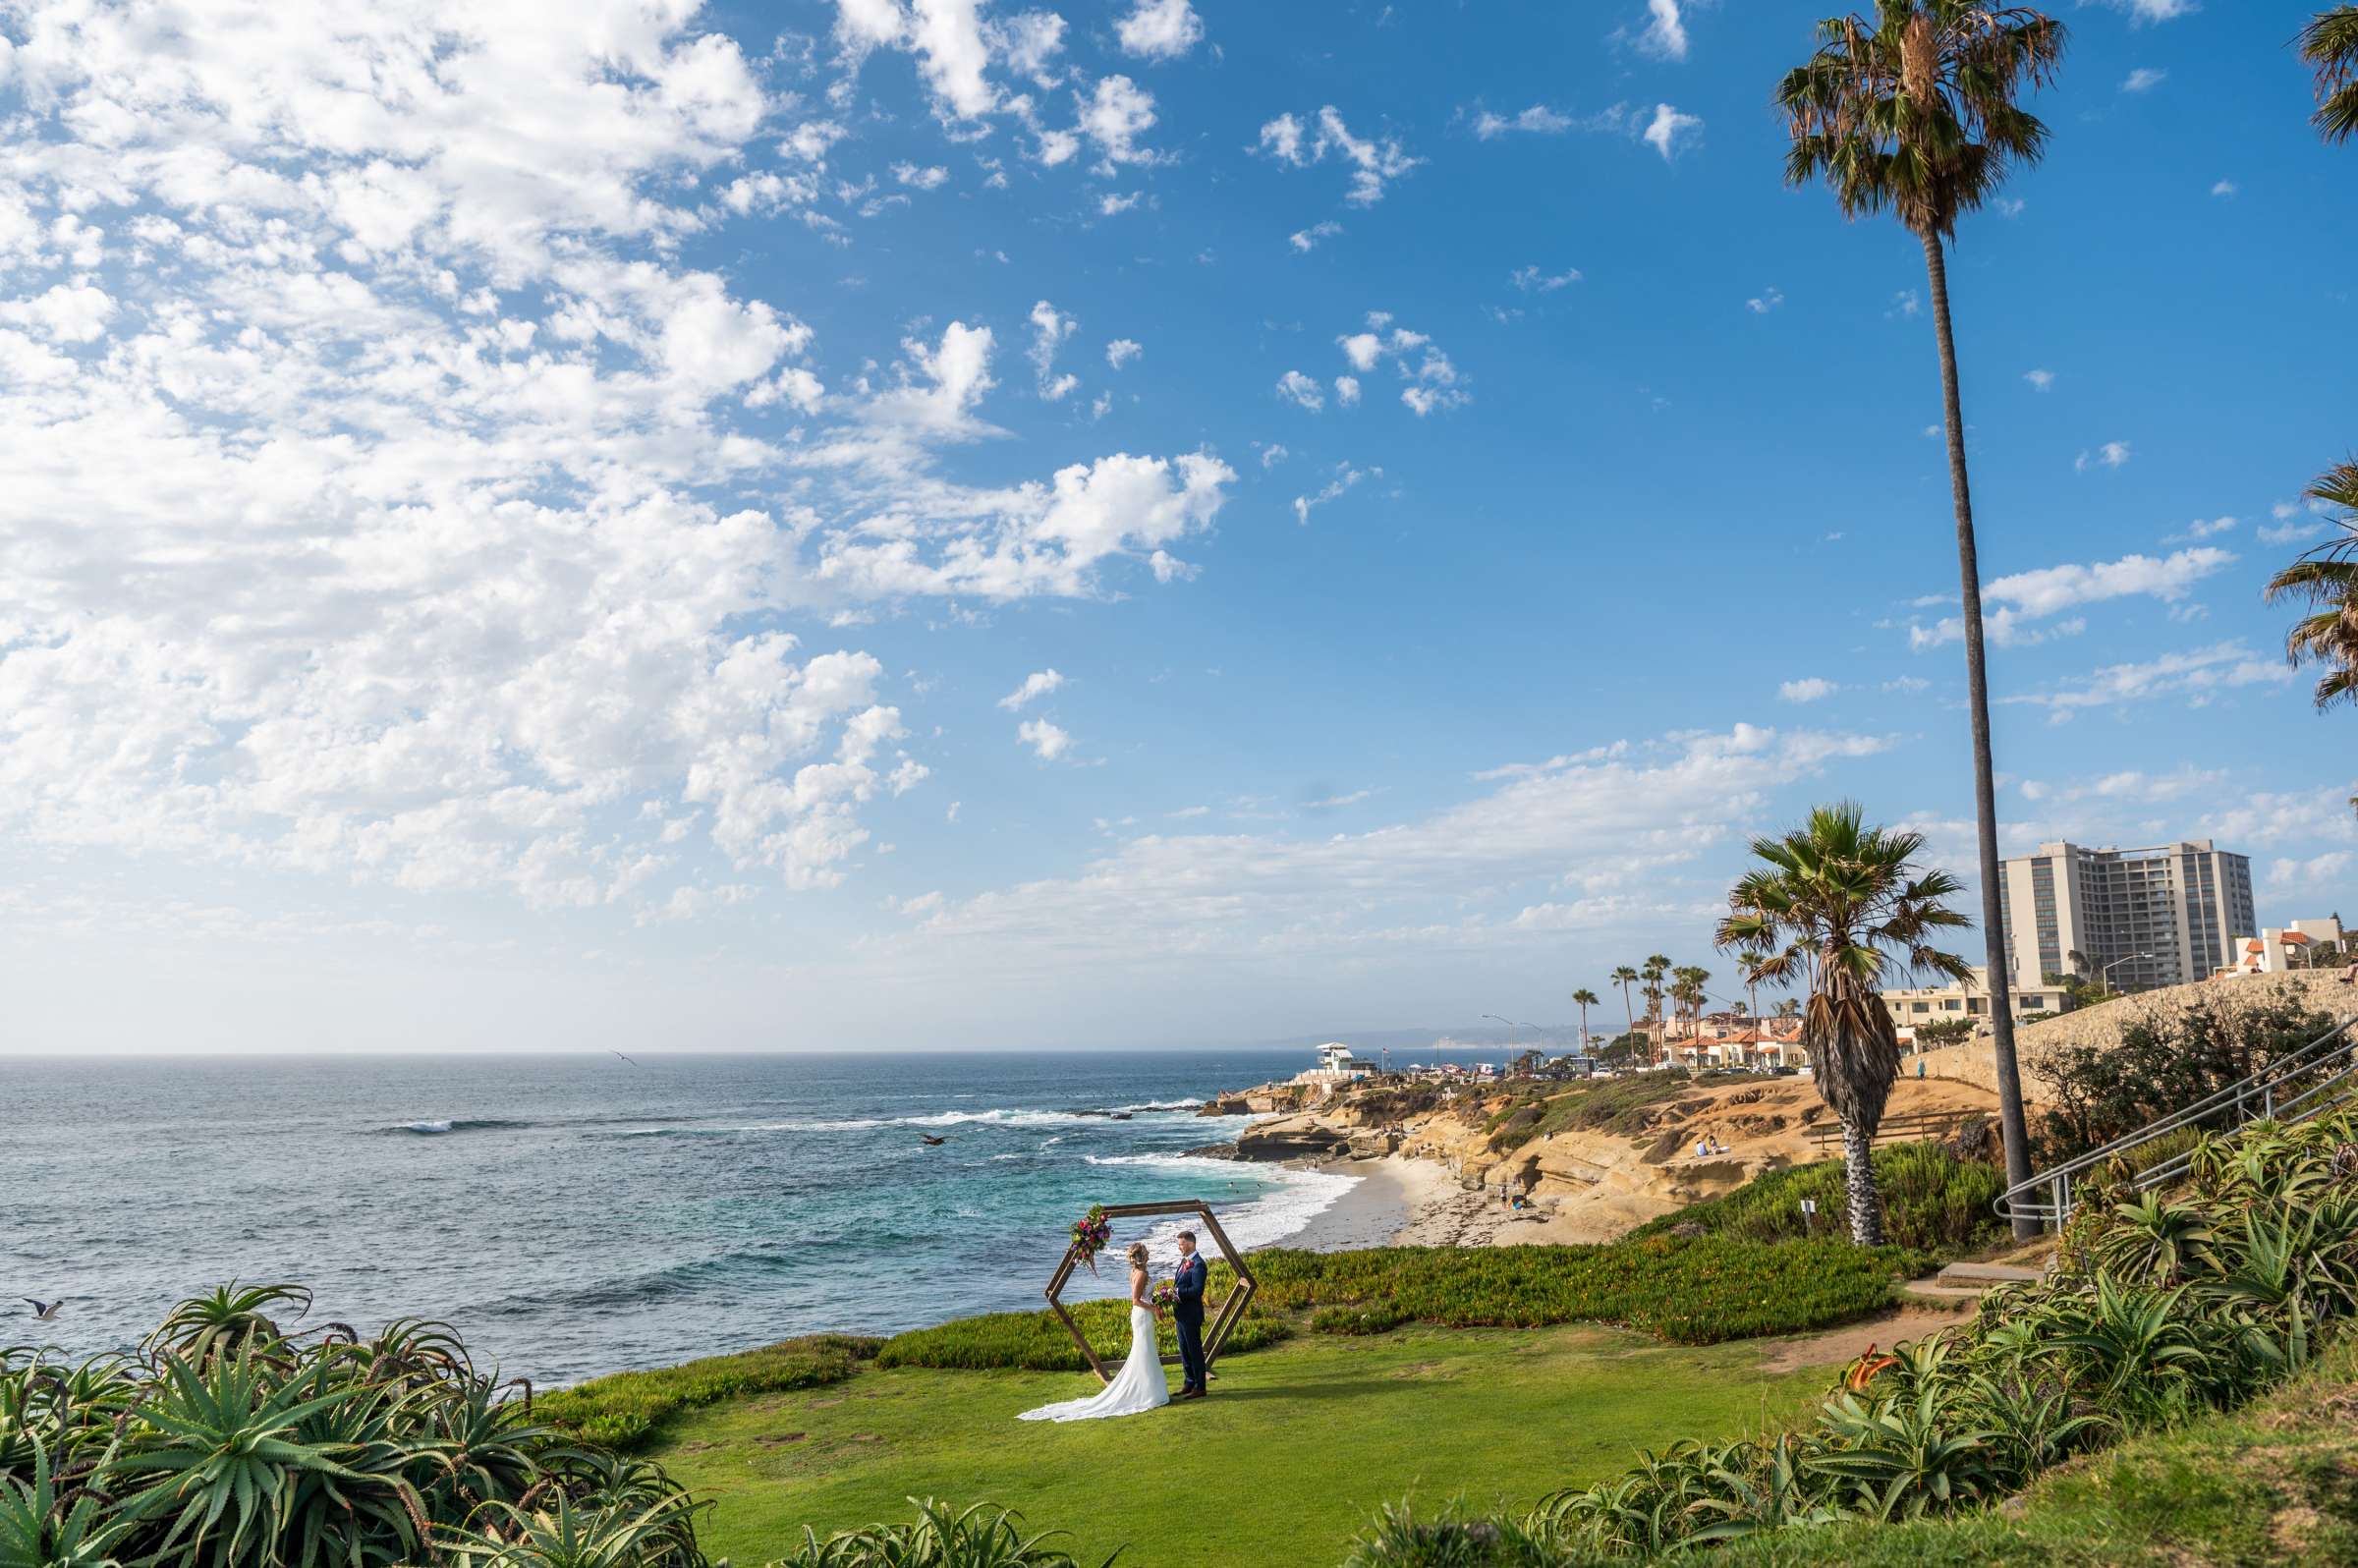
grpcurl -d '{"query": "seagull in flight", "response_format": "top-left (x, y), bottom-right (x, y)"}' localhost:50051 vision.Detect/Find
top-left (919, 1135), bottom-right (948, 1147)
top-left (612, 1050), bottom-right (641, 1067)
top-left (24, 1298), bottom-right (64, 1321)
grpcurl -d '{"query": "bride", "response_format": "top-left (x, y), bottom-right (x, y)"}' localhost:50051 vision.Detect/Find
top-left (1019, 1241), bottom-right (1169, 1422)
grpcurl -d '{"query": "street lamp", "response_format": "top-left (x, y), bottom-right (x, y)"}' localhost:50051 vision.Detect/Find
top-left (2099, 953), bottom-right (2155, 995)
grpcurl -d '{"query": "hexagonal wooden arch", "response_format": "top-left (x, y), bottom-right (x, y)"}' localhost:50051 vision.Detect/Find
top-left (1043, 1200), bottom-right (1259, 1385)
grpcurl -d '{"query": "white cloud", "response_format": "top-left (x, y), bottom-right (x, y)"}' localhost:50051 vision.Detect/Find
top-left (1883, 676), bottom-right (1932, 694)
top-left (2168, 516), bottom-right (2239, 541)
top-left (2075, 440), bottom-right (2132, 472)
top-left (1078, 74), bottom-right (1163, 168)
top-left (1098, 191), bottom-right (1141, 215)
top-left (2211, 179), bottom-right (2237, 197)
top-left (1747, 287), bottom-right (1784, 314)
top-left (883, 723), bottom-right (1894, 964)
top-left (891, 161), bottom-right (951, 190)
top-left (1642, 103), bottom-right (1703, 161)
top-left (997, 669), bottom-right (1066, 710)
top-left (1778, 678), bottom-right (1837, 703)
top-left (1332, 310), bottom-right (1468, 416)
top-left (1115, 0), bottom-right (1204, 60)
top-left (1472, 104), bottom-right (1574, 140)
top-left (2088, 0), bottom-right (2198, 23)
top-left (2261, 517), bottom-right (2332, 546)
top-left (1018, 716), bottom-right (1072, 759)
top-left (1259, 443), bottom-right (1289, 469)
top-left (1512, 264), bottom-right (1583, 293)
top-left (1292, 463), bottom-right (1371, 525)
top-left (1105, 338), bottom-right (1142, 369)
top-left (2120, 68), bottom-right (2167, 92)
top-left (1255, 106), bottom-right (1421, 205)
top-left (1907, 547), bottom-right (2236, 649)
top-left (1334, 375), bottom-right (1362, 406)
top-left (1632, 0), bottom-right (1689, 61)
top-left (1290, 220), bottom-right (1343, 252)
top-left (2024, 367), bottom-right (2055, 391)
top-left (2004, 642), bottom-right (2292, 721)
top-left (1275, 369), bottom-right (1325, 411)
top-left (1890, 288), bottom-right (1921, 318)
top-left (1028, 299), bottom-right (1081, 400)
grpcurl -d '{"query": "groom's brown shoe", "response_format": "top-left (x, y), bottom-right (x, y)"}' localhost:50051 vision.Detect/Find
top-left (1176, 1386), bottom-right (1204, 1400)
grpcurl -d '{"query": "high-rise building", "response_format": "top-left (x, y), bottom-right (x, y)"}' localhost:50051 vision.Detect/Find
top-left (1996, 840), bottom-right (2256, 992)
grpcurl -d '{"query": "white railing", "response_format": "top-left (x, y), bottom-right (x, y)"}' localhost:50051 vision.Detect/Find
top-left (1995, 1011), bottom-right (2358, 1226)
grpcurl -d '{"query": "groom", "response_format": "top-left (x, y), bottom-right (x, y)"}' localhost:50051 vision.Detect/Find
top-left (1171, 1229), bottom-right (1208, 1400)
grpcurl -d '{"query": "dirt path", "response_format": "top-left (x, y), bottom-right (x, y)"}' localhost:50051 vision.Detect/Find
top-left (1755, 1306), bottom-right (1966, 1372)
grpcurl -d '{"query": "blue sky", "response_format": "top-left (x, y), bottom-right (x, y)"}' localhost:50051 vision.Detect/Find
top-left (2, 0), bottom-right (2352, 1053)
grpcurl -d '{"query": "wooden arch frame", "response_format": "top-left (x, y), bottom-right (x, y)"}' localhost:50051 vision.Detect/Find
top-left (1042, 1200), bottom-right (1259, 1385)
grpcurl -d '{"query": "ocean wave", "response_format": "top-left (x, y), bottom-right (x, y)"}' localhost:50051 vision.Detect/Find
top-left (1077, 1154), bottom-right (1361, 1252)
top-left (372, 1118), bottom-right (536, 1137)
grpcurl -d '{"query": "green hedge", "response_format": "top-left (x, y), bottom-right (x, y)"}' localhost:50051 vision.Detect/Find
top-left (1250, 1236), bottom-right (1928, 1345)
top-left (1624, 1141), bottom-right (2004, 1257)
top-left (876, 1271), bottom-right (1292, 1372)
top-left (539, 1333), bottom-right (880, 1449)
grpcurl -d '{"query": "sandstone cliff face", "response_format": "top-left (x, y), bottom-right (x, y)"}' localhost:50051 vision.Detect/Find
top-left (1390, 1074), bottom-right (2003, 1242)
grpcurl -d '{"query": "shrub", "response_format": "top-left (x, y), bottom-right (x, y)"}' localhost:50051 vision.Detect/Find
top-left (0, 1284), bottom-right (716, 1568)
top-left (1251, 1236), bottom-right (1927, 1346)
top-left (538, 1333), bottom-right (879, 1449)
top-left (1625, 1141), bottom-right (2005, 1258)
top-left (2030, 995), bottom-right (2335, 1163)
top-left (876, 1266), bottom-right (1291, 1372)
top-left (1376, 1109), bottom-right (2358, 1562)
top-left (767, 1497), bottom-right (1115, 1567)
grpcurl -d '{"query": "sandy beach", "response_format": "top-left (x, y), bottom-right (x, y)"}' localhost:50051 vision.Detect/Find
top-left (1285, 1151), bottom-right (1614, 1251)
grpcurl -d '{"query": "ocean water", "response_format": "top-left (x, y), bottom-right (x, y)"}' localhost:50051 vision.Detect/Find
top-left (0, 1050), bottom-right (1353, 1384)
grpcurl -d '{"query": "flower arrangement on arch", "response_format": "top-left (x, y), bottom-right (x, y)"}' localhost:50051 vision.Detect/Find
top-left (1069, 1204), bottom-right (1112, 1273)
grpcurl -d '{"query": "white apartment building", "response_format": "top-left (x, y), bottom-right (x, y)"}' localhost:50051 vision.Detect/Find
top-left (1883, 967), bottom-right (2075, 1036)
top-left (1996, 839), bottom-right (2256, 992)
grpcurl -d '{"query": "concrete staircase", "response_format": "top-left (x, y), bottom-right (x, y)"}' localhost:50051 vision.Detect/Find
top-left (1900, 1260), bottom-right (2045, 1309)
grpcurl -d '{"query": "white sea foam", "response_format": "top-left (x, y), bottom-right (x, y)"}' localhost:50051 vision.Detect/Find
top-left (1079, 1153), bottom-right (1361, 1252)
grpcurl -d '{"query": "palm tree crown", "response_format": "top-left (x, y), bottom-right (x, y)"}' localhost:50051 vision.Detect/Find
top-left (2305, 5), bottom-right (2358, 143)
top-left (2264, 460), bottom-right (2358, 710)
top-left (1716, 802), bottom-right (1975, 1244)
top-left (1777, 2), bottom-right (2065, 241)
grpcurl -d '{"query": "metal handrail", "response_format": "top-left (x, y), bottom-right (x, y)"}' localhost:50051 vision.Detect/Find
top-left (1994, 1011), bottom-right (2358, 1225)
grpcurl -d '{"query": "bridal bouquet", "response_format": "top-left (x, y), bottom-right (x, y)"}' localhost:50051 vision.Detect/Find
top-left (1069, 1204), bottom-right (1112, 1273)
top-left (1150, 1280), bottom-right (1178, 1311)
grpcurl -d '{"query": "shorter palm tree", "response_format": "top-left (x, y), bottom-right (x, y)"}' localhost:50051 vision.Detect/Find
top-left (1717, 802), bottom-right (1975, 1245)
top-left (2264, 460), bottom-right (2358, 710)
top-left (2305, 6), bottom-right (2358, 142)
top-left (1572, 987), bottom-right (1600, 1052)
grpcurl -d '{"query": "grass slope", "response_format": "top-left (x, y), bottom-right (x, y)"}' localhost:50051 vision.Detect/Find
top-left (651, 1322), bottom-right (1834, 1568)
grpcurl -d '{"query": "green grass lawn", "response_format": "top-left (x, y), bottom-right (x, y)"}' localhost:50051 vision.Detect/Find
top-left (649, 1322), bottom-right (1835, 1568)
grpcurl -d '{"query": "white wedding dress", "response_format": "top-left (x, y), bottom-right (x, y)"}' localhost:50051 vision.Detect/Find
top-left (1019, 1304), bottom-right (1169, 1423)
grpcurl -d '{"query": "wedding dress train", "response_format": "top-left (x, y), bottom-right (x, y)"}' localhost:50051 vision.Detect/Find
top-left (1018, 1305), bottom-right (1169, 1422)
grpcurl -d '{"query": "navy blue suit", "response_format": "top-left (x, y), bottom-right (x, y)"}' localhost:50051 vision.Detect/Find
top-left (1172, 1252), bottom-right (1208, 1391)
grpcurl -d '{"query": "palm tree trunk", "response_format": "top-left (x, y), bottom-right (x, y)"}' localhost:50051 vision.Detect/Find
top-left (1921, 228), bottom-right (2037, 1241)
top-left (1842, 1120), bottom-right (1882, 1246)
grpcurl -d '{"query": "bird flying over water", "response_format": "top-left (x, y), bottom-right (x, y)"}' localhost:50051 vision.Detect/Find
top-left (919, 1135), bottom-right (948, 1147)
top-left (612, 1050), bottom-right (641, 1067)
top-left (24, 1299), bottom-right (63, 1320)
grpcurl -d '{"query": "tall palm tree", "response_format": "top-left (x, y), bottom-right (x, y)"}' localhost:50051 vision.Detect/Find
top-left (1778, 3), bottom-right (2063, 1238)
top-left (1571, 986), bottom-right (1600, 1052)
top-left (1717, 802), bottom-right (1975, 1245)
top-left (2265, 461), bottom-right (2358, 710)
top-left (1611, 965), bottom-right (1641, 1041)
top-left (1670, 965), bottom-right (1711, 1068)
top-left (2305, 6), bottom-right (2358, 142)
top-left (1641, 954), bottom-right (1670, 1064)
